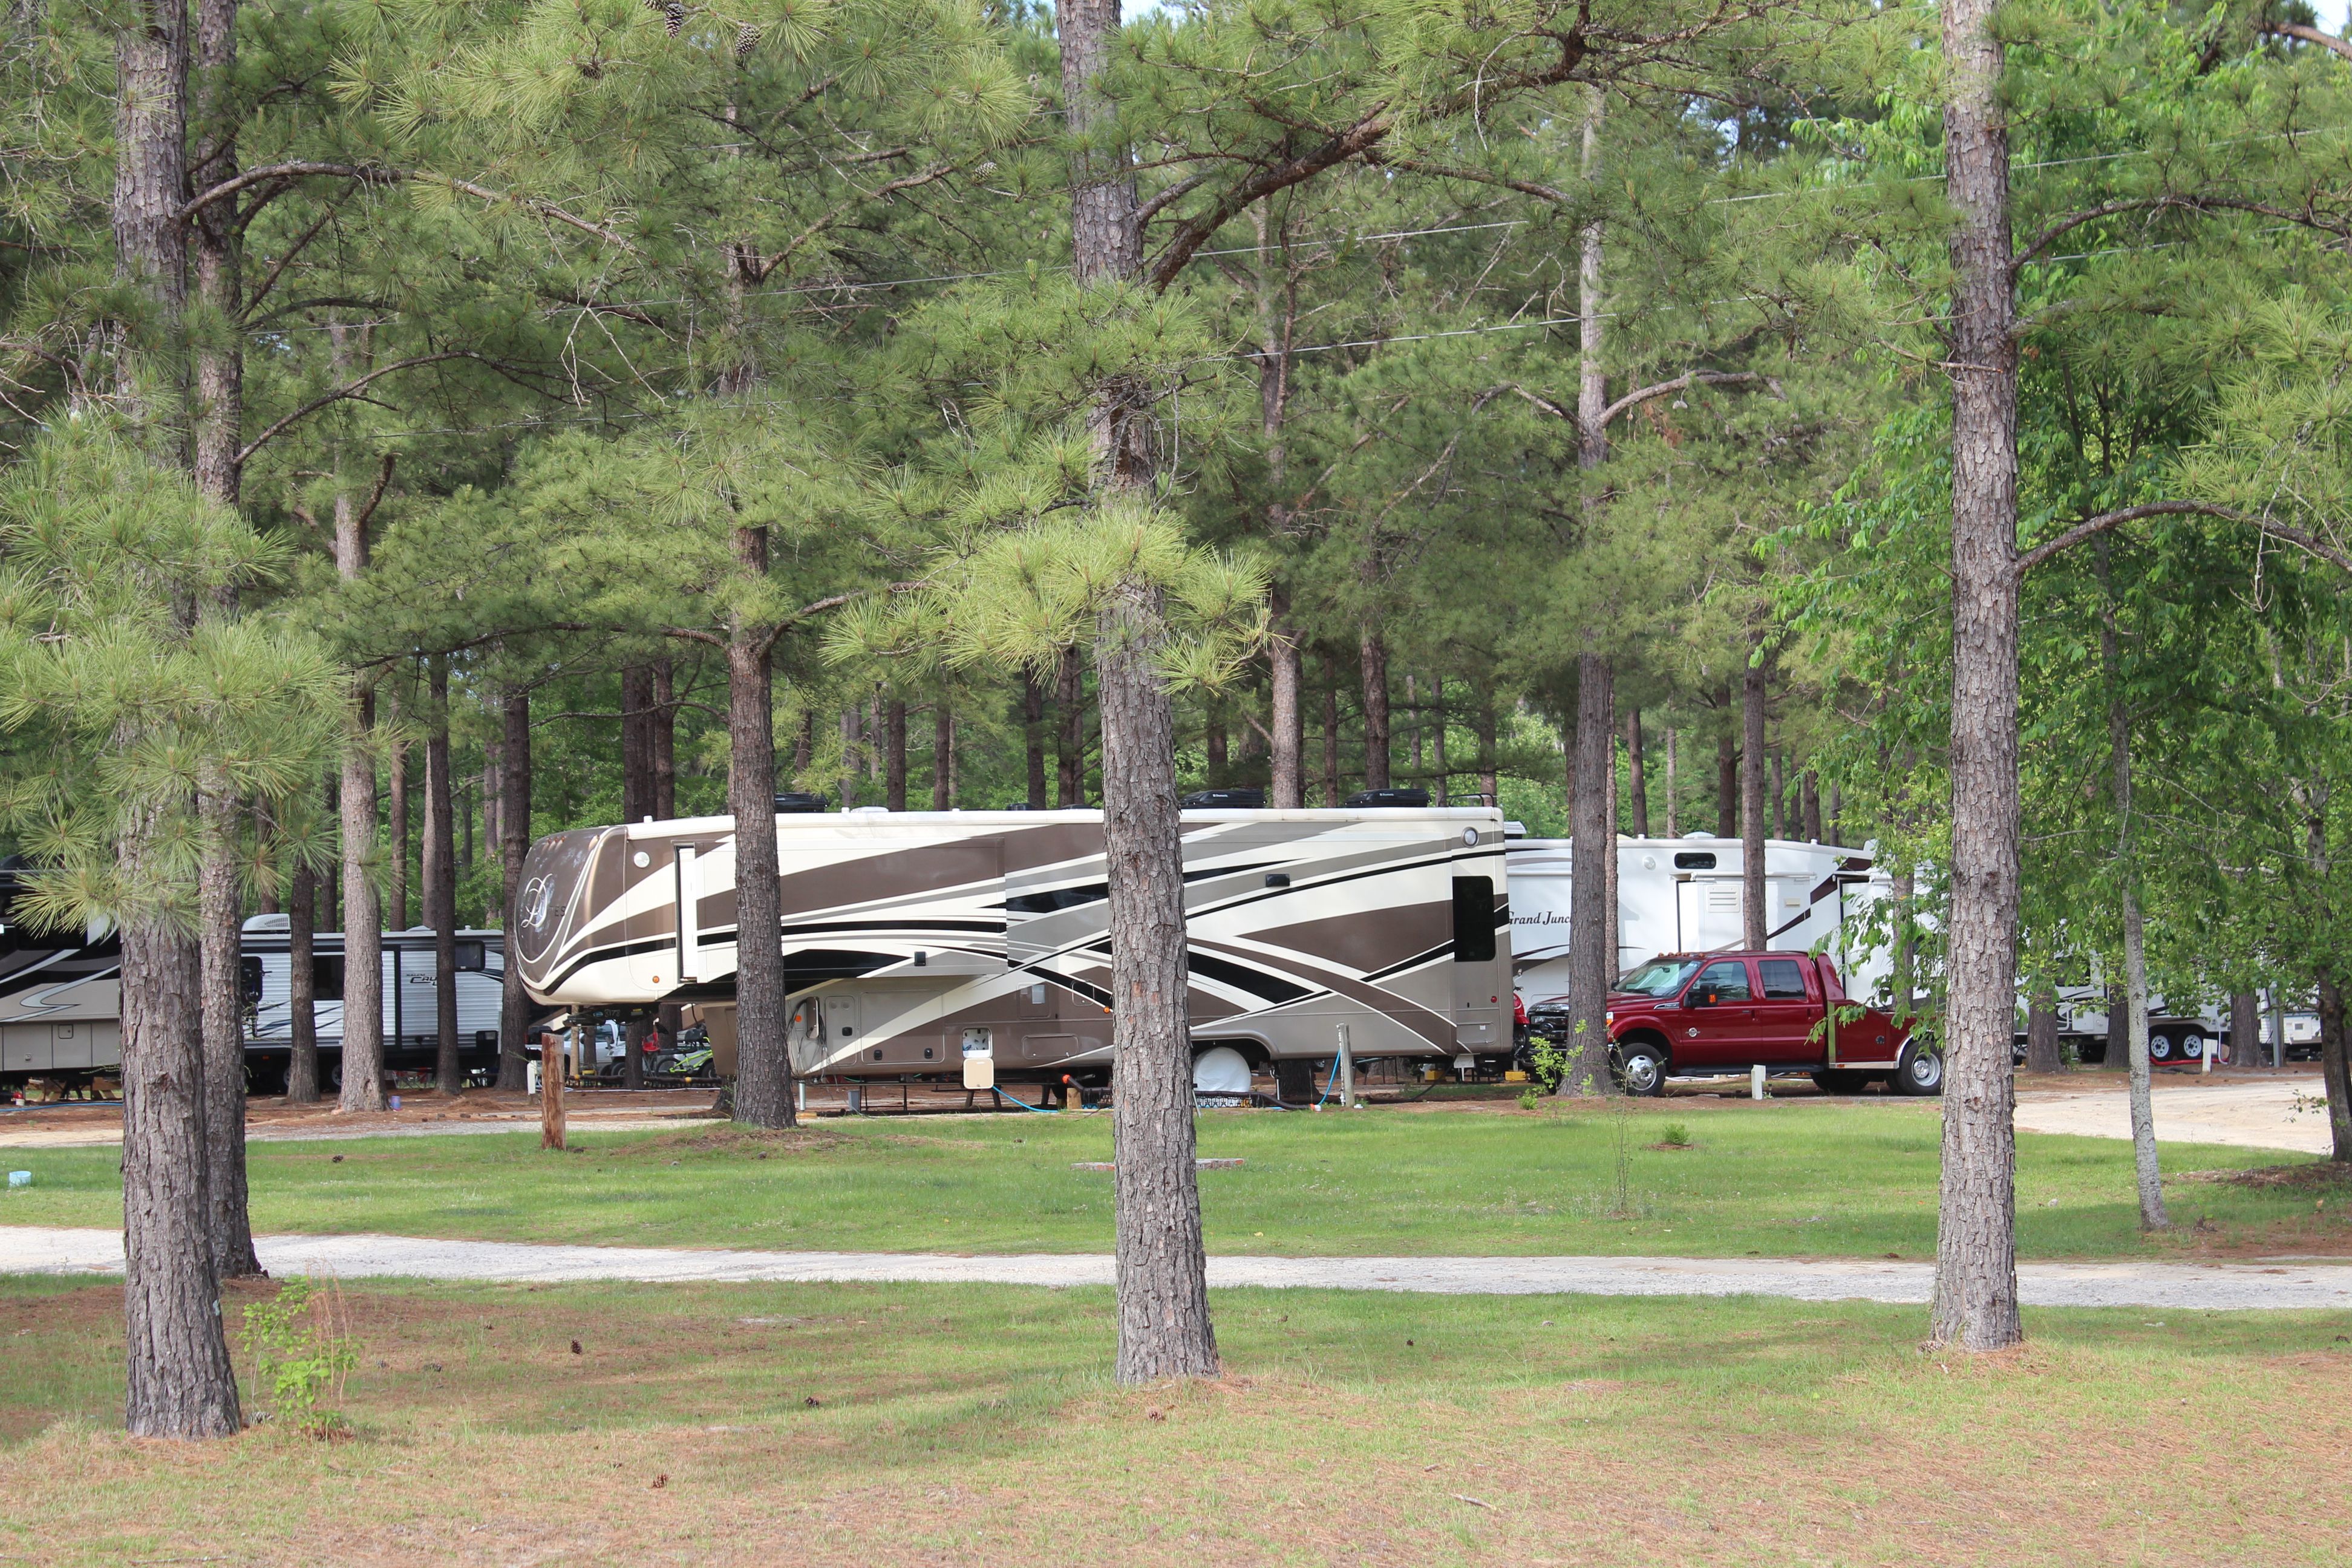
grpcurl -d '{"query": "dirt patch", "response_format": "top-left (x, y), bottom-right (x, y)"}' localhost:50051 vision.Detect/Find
top-left (592, 1123), bottom-right (855, 1158)
top-left (2178, 1163), bottom-right (2352, 1192)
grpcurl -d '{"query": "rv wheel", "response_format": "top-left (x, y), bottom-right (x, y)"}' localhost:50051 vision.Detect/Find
top-left (2150, 1033), bottom-right (2174, 1061)
top-left (1191, 1045), bottom-right (1254, 1105)
top-left (2179, 1030), bottom-right (2204, 1060)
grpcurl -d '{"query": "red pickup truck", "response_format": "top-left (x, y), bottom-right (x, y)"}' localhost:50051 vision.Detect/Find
top-left (1602, 951), bottom-right (1938, 1097)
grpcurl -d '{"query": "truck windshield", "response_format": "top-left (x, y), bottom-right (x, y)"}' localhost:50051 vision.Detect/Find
top-left (1616, 959), bottom-right (1700, 998)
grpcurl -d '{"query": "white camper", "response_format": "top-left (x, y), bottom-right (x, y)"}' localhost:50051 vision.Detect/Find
top-left (1506, 833), bottom-right (1894, 1008)
top-left (239, 916), bottom-right (512, 1089)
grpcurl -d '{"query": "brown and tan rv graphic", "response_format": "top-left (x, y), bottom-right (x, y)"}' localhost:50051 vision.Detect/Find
top-left (512, 806), bottom-right (1514, 1094)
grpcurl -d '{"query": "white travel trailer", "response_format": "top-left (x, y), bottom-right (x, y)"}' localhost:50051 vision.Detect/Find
top-left (514, 805), bottom-right (1516, 1100)
top-left (1507, 833), bottom-right (1895, 1008)
top-left (240, 916), bottom-right (512, 1090)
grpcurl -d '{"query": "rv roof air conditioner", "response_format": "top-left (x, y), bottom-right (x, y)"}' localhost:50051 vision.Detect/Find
top-left (1345, 788), bottom-right (1431, 808)
top-left (1181, 788), bottom-right (1266, 808)
top-left (774, 792), bottom-right (828, 813)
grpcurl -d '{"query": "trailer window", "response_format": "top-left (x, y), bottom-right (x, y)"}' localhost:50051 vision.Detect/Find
top-left (1757, 959), bottom-right (1808, 999)
top-left (454, 940), bottom-right (487, 973)
top-left (310, 955), bottom-right (344, 1001)
top-left (1451, 878), bottom-right (1495, 962)
top-left (1673, 851), bottom-right (1717, 870)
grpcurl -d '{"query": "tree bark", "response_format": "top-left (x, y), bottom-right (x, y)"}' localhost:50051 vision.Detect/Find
top-left (652, 659), bottom-right (678, 819)
top-left (2024, 982), bottom-right (2062, 1075)
top-left (1359, 630), bottom-right (1390, 791)
top-left (1099, 579), bottom-right (1218, 1383)
top-left (727, 527), bottom-right (794, 1129)
top-left (189, 0), bottom-right (240, 503)
top-left (2229, 991), bottom-right (2261, 1068)
top-left (120, 911), bottom-right (241, 1438)
top-left (1664, 723), bottom-right (1678, 838)
top-left (337, 688), bottom-right (384, 1112)
top-left (1741, 650), bottom-right (1768, 949)
top-left (1056, 646), bottom-right (1087, 807)
top-left (497, 685), bottom-right (532, 1091)
top-left (1561, 653), bottom-right (1618, 1097)
top-left (197, 782), bottom-right (258, 1279)
top-left (1929, 0), bottom-right (2025, 1353)
top-left (1269, 586), bottom-right (1303, 808)
top-left (1321, 656), bottom-right (1341, 806)
top-left (286, 861), bottom-right (319, 1103)
top-left (1892, 864), bottom-right (1917, 1028)
top-left (1624, 707), bottom-right (1647, 838)
top-left (1023, 672), bottom-right (1049, 809)
top-left (111, 0), bottom-right (188, 429)
top-left (884, 699), bottom-right (908, 811)
top-left (1475, 696), bottom-right (1497, 807)
top-left (1715, 727), bottom-right (1737, 839)
top-left (2320, 972), bottom-right (2352, 1162)
top-left (622, 664), bottom-right (656, 823)
top-left (2102, 541), bottom-right (2164, 1227)
top-left (1802, 769), bottom-right (1823, 843)
top-left (387, 732), bottom-right (410, 932)
top-left (425, 656), bottom-right (460, 1094)
top-left (1769, 745), bottom-right (1786, 841)
top-left (1576, 88), bottom-right (1608, 469)
top-left (1204, 704), bottom-right (1228, 785)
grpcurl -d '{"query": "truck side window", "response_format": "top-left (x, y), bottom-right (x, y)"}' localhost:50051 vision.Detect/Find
top-left (1451, 877), bottom-right (1496, 962)
top-left (1690, 959), bottom-right (1751, 1005)
top-left (1757, 959), bottom-right (1808, 999)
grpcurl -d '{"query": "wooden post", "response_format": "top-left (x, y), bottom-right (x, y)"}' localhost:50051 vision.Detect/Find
top-left (541, 1026), bottom-right (566, 1150)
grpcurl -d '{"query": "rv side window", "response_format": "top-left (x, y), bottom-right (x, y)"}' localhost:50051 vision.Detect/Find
top-left (1452, 877), bottom-right (1496, 963)
top-left (1673, 851), bottom-right (1717, 870)
top-left (310, 955), bottom-right (345, 1001)
top-left (454, 939), bottom-right (487, 973)
top-left (238, 957), bottom-right (263, 1006)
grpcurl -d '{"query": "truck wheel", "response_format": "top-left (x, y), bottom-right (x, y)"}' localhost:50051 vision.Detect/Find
top-left (1611, 1040), bottom-right (1667, 1097)
top-left (1812, 1070), bottom-right (1872, 1096)
top-left (1890, 1043), bottom-right (1943, 1097)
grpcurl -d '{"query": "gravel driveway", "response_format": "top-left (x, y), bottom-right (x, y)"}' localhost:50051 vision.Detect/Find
top-left (3, 1226), bottom-right (2345, 1311)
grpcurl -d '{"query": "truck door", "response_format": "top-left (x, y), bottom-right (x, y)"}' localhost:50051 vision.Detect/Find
top-left (1676, 958), bottom-right (1757, 1068)
top-left (1751, 956), bottom-right (1820, 1064)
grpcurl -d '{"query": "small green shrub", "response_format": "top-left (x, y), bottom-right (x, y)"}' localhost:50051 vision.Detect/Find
top-left (240, 1277), bottom-right (355, 1438)
top-left (1516, 1087), bottom-right (1541, 1111)
top-left (1661, 1122), bottom-right (1693, 1148)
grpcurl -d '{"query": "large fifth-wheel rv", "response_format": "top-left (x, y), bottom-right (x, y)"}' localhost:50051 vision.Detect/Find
top-left (1506, 833), bottom-right (1896, 1010)
top-left (514, 805), bottom-right (1515, 1097)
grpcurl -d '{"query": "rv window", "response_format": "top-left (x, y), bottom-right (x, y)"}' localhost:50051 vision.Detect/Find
top-left (238, 957), bottom-right (263, 1007)
top-left (1757, 959), bottom-right (1808, 1000)
top-left (310, 954), bottom-right (345, 1001)
top-left (1673, 851), bottom-right (1718, 871)
top-left (454, 939), bottom-right (487, 973)
top-left (1451, 878), bottom-right (1496, 963)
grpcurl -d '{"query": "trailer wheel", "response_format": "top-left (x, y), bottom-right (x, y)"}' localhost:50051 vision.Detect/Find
top-left (1890, 1043), bottom-right (1943, 1097)
top-left (2179, 1030), bottom-right (2204, 1060)
top-left (2149, 1033), bottom-right (2174, 1061)
top-left (1611, 1040), bottom-right (1667, 1097)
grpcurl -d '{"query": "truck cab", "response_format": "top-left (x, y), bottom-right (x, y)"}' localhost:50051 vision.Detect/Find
top-left (1602, 951), bottom-right (1936, 1097)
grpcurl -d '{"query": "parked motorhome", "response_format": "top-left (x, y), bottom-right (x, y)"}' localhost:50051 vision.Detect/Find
top-left (240, 916), bottom-right (511, 1090)
top-left (1506, 833), bottom-right (1895, 1010)
top-left (514, 805), bottom-right (1515, 1098)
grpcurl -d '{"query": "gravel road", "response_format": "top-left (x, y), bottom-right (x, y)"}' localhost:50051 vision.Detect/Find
top-left (2, 1226), bottom-right (2345, 1310)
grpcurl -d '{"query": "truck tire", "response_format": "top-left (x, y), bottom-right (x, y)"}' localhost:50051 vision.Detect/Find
top-left (1611, 1039), bottom-right (1668, 1097)
top-left (1890, 1042), bottom-right (1943, 1097)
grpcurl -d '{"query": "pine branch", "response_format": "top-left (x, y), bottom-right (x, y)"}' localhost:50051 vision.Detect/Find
top-left (2014, 501), bottom-right (2352, 578)
top-left (180, 163), bottom-right (635, 251)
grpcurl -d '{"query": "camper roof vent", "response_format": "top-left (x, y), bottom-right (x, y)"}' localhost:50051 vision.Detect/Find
top-left (1181, 788), bottom-right (1266, 808)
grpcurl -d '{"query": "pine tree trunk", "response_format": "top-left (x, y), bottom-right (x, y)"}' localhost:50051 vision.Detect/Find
top-left (496, 685), bottom-right (532, 1091)
top-left (1205, 704), bottom-right (1229, 786)
top-left (1561, 653), bottom-right (1618, 1097)
top-left (1802, 770), bottom-right (1822, 843)
top-left (1892, 866), bottom-right (1917, 1029)
top-left (1715, 725), bottom-right (1737, 839)
top-left (1321, 658), bottom-right (1340, 806)
top-left (1576, 88), bottom-right (1608, 469)
top-left (1359, 630), bottom-right (1390, 791)
top-left (652, 659), bottom-right (678, 819)
top-left (1023, 673), bottom-right (1049, 808)
top-left (1664, 724), bottom-right (1678, 837)
top-left (1056, 647), bottom-right (1086, 807)
top-left (387, 733), bottom-right (410, 932)
top-left (2024, 982), bottom-right (2062, 1075)
top-left (884, 699), bottom-right (908, 811)
top-left (1269, 587), bottom-right (1303, 808)
top-left (1624, 707), bottom-right (1647, 837)
top-left (189, 0), bottom-right (240, 503)
top-left (111, 0), bottom-right (187, 426)
top-left (1769, 745), bottom-right (1786, 841)
top-left (338, 689), bottom-right (385, 1112)
top-left (1741, 652), bottom-right (1768, 949)
top-left (728, 527), bottom-right (794, 1130)
top-left (1099, 579), bottom-right (1218, 1383)
top-left (622, 664), bottom-right (656, 822)
top-left (1431, 677), bottom-right (1449, 804)
top-left (425, 656), bottom-right (461, 1094)
top-left (197, 782), bottom-right (258, 1278)
top-left (1475, 697), bottom-right (1497, 806)
top-left (287, 864), bottom-right (319, 1103)
top-left (1930, 0), bottom-right (2025, 1354)
top-left (2121, 883), bottom-right (2166, 1226)
top-left (120, 907), bottom-right (240, 1438)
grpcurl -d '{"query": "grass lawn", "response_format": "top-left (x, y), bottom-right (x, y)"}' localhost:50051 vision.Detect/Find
top-left (0, 1273), bottom-right (2345, 1566)
top-left (1, 1100), bottom-right (2341, 1260)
